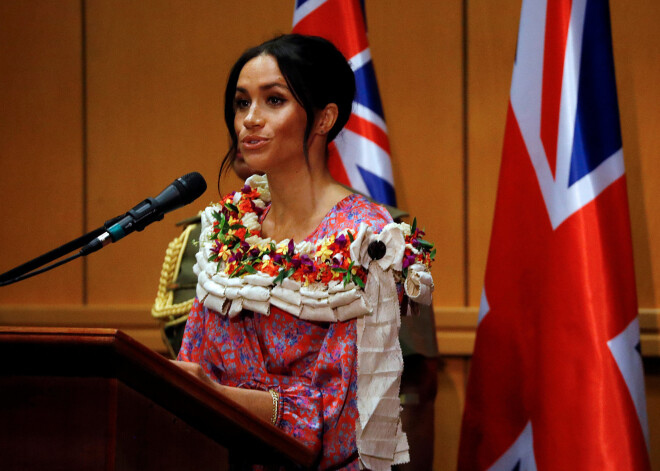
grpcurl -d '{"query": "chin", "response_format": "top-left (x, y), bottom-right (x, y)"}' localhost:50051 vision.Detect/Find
top-left (242, 153), bottom-right (276, 175)
top-left (233, 158), bottom-right (262, 180)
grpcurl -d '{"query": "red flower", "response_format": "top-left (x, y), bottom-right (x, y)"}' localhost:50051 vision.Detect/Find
top-left (234, 227), bottom-right (247, 240)
top-left (320, 266), bottom-right (335, 284)
top-left (238, 198), bottom-right (253, 214)
top-left (226, 262), bottom-right (238, 275)
top-left (256, 260), bottom-right (279, 277)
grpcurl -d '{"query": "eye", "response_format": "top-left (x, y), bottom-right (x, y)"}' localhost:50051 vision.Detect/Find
top-left (234, 97), bottom-right (250, 110)
top-left (267, 96), bottom-right (286, 106)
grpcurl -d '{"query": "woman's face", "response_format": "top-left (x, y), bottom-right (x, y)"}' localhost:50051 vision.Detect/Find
top-left (234, 54), bottom-right (308, 174)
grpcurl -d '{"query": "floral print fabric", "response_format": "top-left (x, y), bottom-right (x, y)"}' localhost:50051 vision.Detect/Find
top-left (179, 193), bottom-right (392, 470)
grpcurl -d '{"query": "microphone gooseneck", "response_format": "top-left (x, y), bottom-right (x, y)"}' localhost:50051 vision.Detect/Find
top-left (0, 172), bottom-right (207, 287)
top-left (81, 172), bottom-right (207, 255)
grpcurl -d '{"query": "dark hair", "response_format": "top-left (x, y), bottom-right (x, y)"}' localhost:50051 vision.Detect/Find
top-left (218, 34), bottom-right (356, 184)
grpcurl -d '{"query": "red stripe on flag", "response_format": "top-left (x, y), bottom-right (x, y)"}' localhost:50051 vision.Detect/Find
top-left (540, 0), bottom-right (572, 177)
top-left (327, 141), bottom-right (351, 186)
top-left (292, 0), bottom-right (368, 60)
top-left (344, 113), bottom-right (391, 155)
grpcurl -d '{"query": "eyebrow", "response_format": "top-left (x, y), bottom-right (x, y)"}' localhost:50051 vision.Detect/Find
top-left (235, 83), bottom-right (290, 94)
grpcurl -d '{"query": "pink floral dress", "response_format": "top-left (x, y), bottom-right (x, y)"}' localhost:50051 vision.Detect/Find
top-left (178, 194), bottom-right (392, 470)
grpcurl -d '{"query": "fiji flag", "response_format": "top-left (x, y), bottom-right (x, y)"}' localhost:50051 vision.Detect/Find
top-left (458, 0), bottom-right (651, 470)
top-left (292, 0), bottom-right (396, 206)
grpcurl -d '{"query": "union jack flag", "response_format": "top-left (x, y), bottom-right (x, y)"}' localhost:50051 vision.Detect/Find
top-left (292, 0), bottom-right (396, 206)
top-left (458, 0), bottom-right (651, 469)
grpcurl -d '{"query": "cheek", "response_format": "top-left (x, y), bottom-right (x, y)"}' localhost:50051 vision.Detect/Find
top-left (282, 112), bottom-right (308, 144)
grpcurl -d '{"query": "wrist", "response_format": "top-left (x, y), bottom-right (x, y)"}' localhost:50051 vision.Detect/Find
top-left (268, 389), bottom-right (280, 426)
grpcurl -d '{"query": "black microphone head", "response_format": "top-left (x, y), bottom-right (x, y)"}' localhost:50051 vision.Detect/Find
top-left (177, 172), bottom-right (207, 204)
top-left (155, 172), bottom-right (207, 214)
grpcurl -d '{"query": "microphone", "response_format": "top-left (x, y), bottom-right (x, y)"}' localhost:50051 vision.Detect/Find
top-left (81, 172), bottom-right (207, 255)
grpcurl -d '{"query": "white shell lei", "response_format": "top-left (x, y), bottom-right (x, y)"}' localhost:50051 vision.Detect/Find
top-left (193, 174), bottom-right (434, 470)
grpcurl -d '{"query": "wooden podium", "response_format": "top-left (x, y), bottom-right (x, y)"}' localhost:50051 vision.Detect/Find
top-left (0, 326), bottom-right (317, 470)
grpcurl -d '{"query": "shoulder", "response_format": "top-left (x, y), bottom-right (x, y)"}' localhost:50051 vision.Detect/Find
top-left (313, 194), bottom-right (393, 241)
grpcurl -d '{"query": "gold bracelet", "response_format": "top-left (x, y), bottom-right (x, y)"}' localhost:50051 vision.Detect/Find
top-left (269, 389), bottom-right (280, 426)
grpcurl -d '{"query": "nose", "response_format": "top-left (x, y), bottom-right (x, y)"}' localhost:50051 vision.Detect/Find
top-left (244, 102), bottom-right (264, 128)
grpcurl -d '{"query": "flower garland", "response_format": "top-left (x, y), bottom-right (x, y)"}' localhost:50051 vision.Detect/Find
top-left (205, 175), bottom-right (434, 289)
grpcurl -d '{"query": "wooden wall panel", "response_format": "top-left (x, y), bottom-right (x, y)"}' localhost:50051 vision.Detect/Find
top-left (1, 2), bottom-right (656, 330)
top-left (644, 359), bottom-right (660, 468)
top-left (434, 358), bottom-right (468, 471)
top-left (611, 0), bottom-right (660, 309)
top-left (368, 1), bottom-right (465, 306)
top-left (0, 1), bottom-right (84, 304)
top-left (466, 0), bottom-right (521, 307)
top-left (84, 0), bottom-right (292, 305)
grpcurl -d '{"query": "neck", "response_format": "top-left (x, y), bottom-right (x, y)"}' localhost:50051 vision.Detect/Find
top-left (260, 146), bottom-right (351, 242)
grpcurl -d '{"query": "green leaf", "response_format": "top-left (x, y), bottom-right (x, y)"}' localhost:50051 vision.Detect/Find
top-left (229, 224), bottom-right (244, 230)
top-left (244, 264), bottom-right (257, 274)
top-left (411, 217), bottom-right (417, 234)
top-left (347, 231), bottom-right (355, 243)
top-left (418, 239), bottom-right (434, 249)
top-left (224, 202), bottom-right (239, 213)
top-left (273, 267), bottom-right (295, 285)
top-left (430, 248), bottom-right (436, 260)
top-left (332, 268), bottom-right (348, 273)
top-left (273, 270), bottom-right (286, 285)
top-left (352, 274), bottom-right (365, 288)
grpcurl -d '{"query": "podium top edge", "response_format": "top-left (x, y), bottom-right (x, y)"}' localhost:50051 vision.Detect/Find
top-left (0, 326), bottom-right (129, 343)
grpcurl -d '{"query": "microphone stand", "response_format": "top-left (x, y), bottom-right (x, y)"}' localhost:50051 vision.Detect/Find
top-left (0, 215), bottom-right (124, 287)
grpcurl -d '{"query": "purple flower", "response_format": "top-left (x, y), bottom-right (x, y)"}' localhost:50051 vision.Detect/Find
top-left (287, 239), bottom-right (295, 255)
top-left (228, 252), bottom-right (243, 263)
top-left (299, 255), bottom-right (316, 273)
top-left (334, 234), bottom-right (348, 248)
top-left (272, 253), bottom-right (283, 265)
top-left (241, 185), bottom-right (251, 194)
top-left (402, 253), bottom-right (416, 269)
top-left (248, 248), bottom-right (260, 257)
top-left (300, 254), bottom-right (313, 265)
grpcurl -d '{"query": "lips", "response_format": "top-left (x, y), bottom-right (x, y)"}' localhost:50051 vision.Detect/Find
top-left (241, 135), bottom-right (269, 151)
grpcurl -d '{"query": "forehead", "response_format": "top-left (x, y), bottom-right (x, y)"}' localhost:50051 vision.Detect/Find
top-left (236, 54), bottom-right (287, 90)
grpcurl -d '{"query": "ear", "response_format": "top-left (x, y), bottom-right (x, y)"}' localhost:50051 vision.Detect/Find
top-left (315, 103), bottom-right (339, 136)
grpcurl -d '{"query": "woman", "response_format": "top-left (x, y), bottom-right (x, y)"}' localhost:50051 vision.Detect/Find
top-left (174, 34), bottom-right (434, 470)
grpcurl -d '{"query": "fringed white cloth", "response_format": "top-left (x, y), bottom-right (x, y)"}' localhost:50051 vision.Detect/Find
top-left (193, 175), bottom-right (434, 470)
top-left (357, 261), bottom-right (409, 469)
